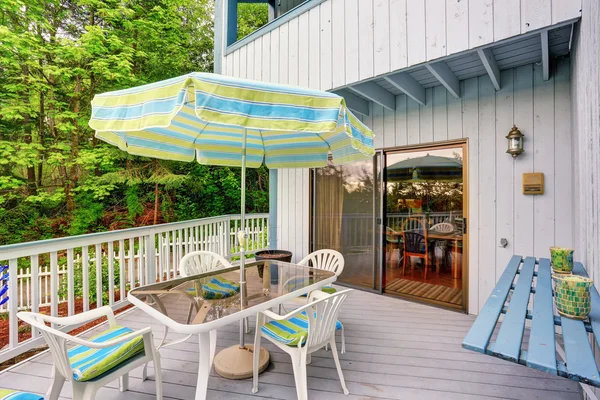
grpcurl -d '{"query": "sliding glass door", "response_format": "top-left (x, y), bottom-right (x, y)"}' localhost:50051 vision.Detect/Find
top-left (383, 144), bottom-right (466, 309)
top-left (312, 154), bottom-right (382, 292)
top-left (311, 143), bottom-right (467, 310)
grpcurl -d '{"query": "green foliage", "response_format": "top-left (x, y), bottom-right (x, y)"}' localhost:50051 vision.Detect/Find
top-left (237, 4), bottom-right (269, 40)
top-left (68, 192), bottom-right (105, 236)
top-left (58, 255), bottom-right (121, 305)
top-left (0, 0), bottom-right (269, 245)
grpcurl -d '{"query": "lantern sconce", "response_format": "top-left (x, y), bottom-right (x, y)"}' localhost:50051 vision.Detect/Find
top-left (506, 125), bottom-right (524, 158)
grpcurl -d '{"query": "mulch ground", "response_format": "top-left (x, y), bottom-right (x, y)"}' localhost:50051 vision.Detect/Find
top-left (0, 291), bottom-right (133, 372)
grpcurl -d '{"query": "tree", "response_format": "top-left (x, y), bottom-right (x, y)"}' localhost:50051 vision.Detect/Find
top-left (0, 0), bottom-right (269, 245)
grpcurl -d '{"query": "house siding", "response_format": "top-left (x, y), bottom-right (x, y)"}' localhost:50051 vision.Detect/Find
top-left (571, 0), bottom-right (600, 296)
top-left (274, 60), bottom-right (572, 315)
top-left (221, 0), bottom-right (580, 90)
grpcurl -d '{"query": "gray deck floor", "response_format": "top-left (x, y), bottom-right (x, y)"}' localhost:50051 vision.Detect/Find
top-left (0, 288), bottom-right (582, 400)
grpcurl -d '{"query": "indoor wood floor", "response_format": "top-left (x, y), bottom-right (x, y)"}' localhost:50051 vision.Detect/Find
top-left (0, 288), bottom-right (581, 400)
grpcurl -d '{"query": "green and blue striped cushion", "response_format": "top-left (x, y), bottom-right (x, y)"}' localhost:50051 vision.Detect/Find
top-left (185, 277), bottom-right (241, 299)
top-left (201, 277), bottom-right (240, 299)
top-left (261, 311), bottom-right (343, 346)
top-left (0, 390), bottom-right (43, 400)
top-left (68, 326), bottom-right (144, 382)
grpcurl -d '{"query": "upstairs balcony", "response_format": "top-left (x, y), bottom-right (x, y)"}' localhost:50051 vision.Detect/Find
top-left (216, 0), bottom-right (581, 117)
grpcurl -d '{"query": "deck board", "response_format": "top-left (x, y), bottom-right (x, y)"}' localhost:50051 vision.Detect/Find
top-left (0, 288), bottom-right (581, 399)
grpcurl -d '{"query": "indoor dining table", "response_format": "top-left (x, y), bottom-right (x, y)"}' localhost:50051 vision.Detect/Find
top-left (127, 259), bottom-right (337, 400)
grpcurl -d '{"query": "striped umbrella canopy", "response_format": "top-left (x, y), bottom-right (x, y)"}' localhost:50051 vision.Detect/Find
top-left (88, 72), bottom-right (375, 354)
top-left (89, 72), bottom-right (374, 168)
top-left (387, 154), bottom-right (462, 182)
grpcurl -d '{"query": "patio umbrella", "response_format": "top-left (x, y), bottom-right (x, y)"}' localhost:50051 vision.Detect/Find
top-left (88, 72), bottom-right (374, 378)
top-left (387, 154), bottom-right (462, 182)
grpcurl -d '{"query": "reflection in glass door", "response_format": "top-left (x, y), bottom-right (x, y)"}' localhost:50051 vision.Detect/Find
top-left (383, 144), bottom-right (466, 309)
top-left (312, 155), bottom-right (382, 291)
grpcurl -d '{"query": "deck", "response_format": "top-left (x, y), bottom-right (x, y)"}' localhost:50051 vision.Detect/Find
top-left (0, 289), bottom-right (581, 400)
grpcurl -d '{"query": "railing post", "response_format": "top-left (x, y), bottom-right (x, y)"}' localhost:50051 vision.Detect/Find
top-left (225, 215), bottom-right (232, 258)
top-left (95, 244), bottom-right (102, 308)
top-left (146, 231), bottom-right (156, 284)
top-left (8, 258), bottom-right (17, 349)
top-left (66, 249), bottom-right (74, 317)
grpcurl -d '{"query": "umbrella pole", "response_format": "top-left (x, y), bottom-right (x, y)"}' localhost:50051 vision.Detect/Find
top-left (239, 129), bottom-right (247, 349)
top-left (214, 128), bottom-right (270, 379)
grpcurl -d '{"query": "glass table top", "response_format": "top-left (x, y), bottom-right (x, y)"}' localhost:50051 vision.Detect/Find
top-left (129, 260), bottom-right (336, 326)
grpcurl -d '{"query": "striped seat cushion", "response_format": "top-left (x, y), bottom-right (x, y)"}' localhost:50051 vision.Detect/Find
top-left (261, 311), bottom-right (342, 346)
top-left (0, 390), bottom-right (43, 400)
top-left (68, 326), bottom-right (145, 382)
top-left (201, 277), bottom-right (240, 299)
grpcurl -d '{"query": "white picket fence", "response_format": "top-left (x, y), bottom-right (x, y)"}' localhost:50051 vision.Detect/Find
top-left (0, 213), bottom-right (269, 362)
top-left (3, 252), bottom-right (145, 313)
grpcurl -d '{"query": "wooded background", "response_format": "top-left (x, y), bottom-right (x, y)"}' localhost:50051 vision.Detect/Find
top-left (0, 1), bottom-right (269, 245)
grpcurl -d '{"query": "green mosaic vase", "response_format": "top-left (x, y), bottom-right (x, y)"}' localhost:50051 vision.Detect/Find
top-left (550, 247), bottom-right (574, 274)
top-left (553, 275), bottom-right (593, 319)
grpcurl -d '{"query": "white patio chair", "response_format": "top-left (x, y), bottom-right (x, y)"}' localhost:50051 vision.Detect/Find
top-left (179, 250), bottom-right (233, 277)
top-left (288, 250), bottom-right (345, 304)
top-left (430, 222), bottom-right (454, 233)
top-left (179, 250), bottom-right (249, 338)
top-left (429, 222), bottom-right (455, 272)
top-left (252, 289), bottom-right (352, 399)
top-left (281, 249), bottom-right (346, 352)
top-left (17, 307), bottom-right (162, 400)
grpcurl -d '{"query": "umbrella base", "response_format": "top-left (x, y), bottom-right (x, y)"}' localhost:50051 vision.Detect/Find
top-left (214, 344), bottom-right (270, 380)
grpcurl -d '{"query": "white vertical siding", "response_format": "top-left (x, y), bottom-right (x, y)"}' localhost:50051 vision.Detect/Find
top-left (275, 61), bottom-right (572, 315)
top-left (425, 0), bottom-right (447, 60)
top-left (319, 0), bottom-right (333, 90)
top-left (571, 0), bottom-right (600, 286)
top-left (221, 0), bottom-right (580, 90)
top-left (389, 0), bottom-right (408, 71)
top-left (406, 0), bottom-right (426, 65)
top-left (521, 0), bottom-right (552, 32)
top-left (374, 0), bottom-right (391, 76)
top-left (331, 0), bottom-right (345, 88)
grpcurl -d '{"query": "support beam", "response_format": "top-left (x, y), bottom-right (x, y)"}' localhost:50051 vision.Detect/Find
top-left (348, 82), bottom-right (396, 111)
top-left (214, 0), bottom-right (225, 74)
top-left (477, 48), bottom-right (501, 91)
top-left (425, 61), bottom-right (461, 99)
top-left (335, 89), bottom-right (370, 116)
top-left (541, 29), bottom-right (550, 81)
top-left (383, 73), bottom-right (426, 105)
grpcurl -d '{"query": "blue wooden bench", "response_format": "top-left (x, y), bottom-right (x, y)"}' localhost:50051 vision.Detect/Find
top-left (462, 255), bottom-right (600, 395)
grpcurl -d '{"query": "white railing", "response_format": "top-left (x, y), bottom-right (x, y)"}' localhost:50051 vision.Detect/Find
top-left (0, 213), bottom-right (268, 362)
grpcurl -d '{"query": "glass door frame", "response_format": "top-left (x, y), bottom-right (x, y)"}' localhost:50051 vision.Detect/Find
top-left (309, 151), bottom-right (384, 294)
top-left (309, 140), bottom-right (468, 311)
top-left (381, 140), bottom-right (468, 312)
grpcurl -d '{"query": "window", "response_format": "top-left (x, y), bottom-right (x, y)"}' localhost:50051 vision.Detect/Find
top-left (226, 0), bottom-right (311, 47)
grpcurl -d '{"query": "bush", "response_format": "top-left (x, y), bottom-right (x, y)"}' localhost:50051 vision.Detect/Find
top-left (58, 255), bottom-right (121, 306)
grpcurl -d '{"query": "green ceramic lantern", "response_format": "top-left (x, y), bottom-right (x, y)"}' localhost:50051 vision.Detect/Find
top-left (550, 247), bottom-right (574, 274)
top-left (553, 275), bottom-right (593, 319)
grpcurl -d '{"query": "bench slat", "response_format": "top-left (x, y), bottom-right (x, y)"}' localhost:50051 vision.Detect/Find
top-left (462, 255), bottom-right (522, 353)
top-left (526, 258), bottom-right (557, 374)
top-left (493, 256), bottom-right (536, 362)
top-left (556, 262), bottom-right (600, 386)
top-left (560, 316), bottom-right (600, 385)
top-left (573, 262), bottom-right (600, 349)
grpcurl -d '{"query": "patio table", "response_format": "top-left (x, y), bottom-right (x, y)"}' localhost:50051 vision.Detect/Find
top-left (127, 259), bottom-right (337, 400)
top-left (462, 255), bottom-right (600, 394)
